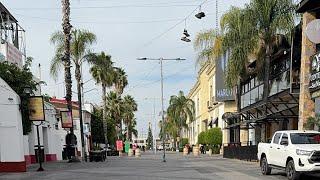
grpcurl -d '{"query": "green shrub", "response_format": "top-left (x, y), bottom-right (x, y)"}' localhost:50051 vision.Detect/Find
top-left (198, 131), bottom-right (206, 145)
top-left (181, 138), bottom-right (189, 147)
top-left (207, 128), bottom-right (222, 147)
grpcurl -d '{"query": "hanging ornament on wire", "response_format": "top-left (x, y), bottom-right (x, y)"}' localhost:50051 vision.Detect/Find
top-left (195, 5), bottom-right (206, 19)
top-left (181, 19), bottom-right (191, 42)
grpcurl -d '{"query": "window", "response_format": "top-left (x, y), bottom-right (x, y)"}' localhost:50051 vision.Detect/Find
top-left (273, 133), bottom-right (282, 144)
top-left (280, 133), bottom-right (288, 145)
top-left (291, 133), bottom-right (320, 144)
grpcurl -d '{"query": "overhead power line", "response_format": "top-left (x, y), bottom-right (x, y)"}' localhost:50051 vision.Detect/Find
top-left (12, 4), bottom-right (199, 10)
top-left (138, 0), bottom-right (209, 49)
top-left (14, 13), bottom-right (186, 25)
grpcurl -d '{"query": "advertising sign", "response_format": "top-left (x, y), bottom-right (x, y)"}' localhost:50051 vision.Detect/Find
top-left (306, 19), bottom-right (320, 44)
top-left (215, 52), bottom-right (234, 101)
top-left (0, 42), bottom-right (22, 68)
top-left (309, 52), bottom-right (320, 95)
top-left (61, 111), bottom-right (73, 128)
top-left (116, 140), bottom-right (123, 151)
top-left (28, 96), bottom-right (45, 121)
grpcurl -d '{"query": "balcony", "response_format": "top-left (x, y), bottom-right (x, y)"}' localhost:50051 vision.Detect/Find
top-left (207, 96), bottom-right (218, 110)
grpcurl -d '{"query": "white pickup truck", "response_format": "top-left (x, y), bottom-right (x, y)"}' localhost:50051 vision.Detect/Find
top-left (258, 130), bottom-right (320, 180)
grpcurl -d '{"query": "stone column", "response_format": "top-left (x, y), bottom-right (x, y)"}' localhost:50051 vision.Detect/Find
top-left (298, 12), bottom-right (316, 130)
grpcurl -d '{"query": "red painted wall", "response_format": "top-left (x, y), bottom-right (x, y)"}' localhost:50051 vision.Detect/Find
top-left (0, 162), bottom-right (26, 172)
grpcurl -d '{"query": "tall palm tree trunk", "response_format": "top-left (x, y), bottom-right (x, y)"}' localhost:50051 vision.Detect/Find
top-left (263, 43), bottom-right (271, 102)
top-left (75, 65), bottom-right (85, 158)
top-left (102, 84), bottom-right (108, 145)
top-left (61, 0), bottom-right (73, 133)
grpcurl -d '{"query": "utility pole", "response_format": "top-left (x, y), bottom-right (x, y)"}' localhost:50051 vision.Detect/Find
top-left (137, 57), bottom-right (186, 162)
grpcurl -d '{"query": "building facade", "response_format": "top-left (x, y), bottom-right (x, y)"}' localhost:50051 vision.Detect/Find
top-left (49, 98), bottom-right (92, 158)
top-left (183, 57), bottom-right (237, 146)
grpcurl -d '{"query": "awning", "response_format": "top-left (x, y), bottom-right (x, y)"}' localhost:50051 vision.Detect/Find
top-left (296, 0), bottom-right (320, 13)
top-left (224, 89), bottom-right (299, 129)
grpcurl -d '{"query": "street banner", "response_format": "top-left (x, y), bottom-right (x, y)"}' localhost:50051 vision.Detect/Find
top-left (28, 96), bottom-right (45, 121)
top-left (61, 111), bottom-right (73, 128)
top-left (116, 140), bottom-right (123, 151)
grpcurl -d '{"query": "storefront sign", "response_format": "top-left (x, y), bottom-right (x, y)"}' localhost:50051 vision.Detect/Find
top-left (215, 52), bottom-right (234, 101)
top-left (306, 19), bottom-right (320, 44)
top-left (116, 140), bottom-right (123, 151)
top-left (309, 52), bottom-right (320, 93)
top-left (28, 96), bottom-right (45, 121)
top-left (61, 111), bottom-right (73, 128)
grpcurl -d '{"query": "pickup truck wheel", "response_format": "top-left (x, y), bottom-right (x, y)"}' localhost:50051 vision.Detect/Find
top-left (286, 160), bottom-right (300, 180)
top-left (261, 157), bottom-right (272, 175)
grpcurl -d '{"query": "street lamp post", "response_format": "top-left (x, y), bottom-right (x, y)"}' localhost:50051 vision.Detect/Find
top-left (137, 57), bottom-right (186, 162)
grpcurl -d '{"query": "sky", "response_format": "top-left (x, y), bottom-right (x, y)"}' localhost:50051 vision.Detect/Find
top-left (2, 0), bottom-right (249, 138)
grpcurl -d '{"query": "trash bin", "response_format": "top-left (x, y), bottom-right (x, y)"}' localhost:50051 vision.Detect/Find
top-left (34, 145), bottom-right (45, 163)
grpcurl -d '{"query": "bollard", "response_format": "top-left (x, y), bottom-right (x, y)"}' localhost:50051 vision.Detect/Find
top-left (119, 150), bottom-right (123, 157)
top-left (193, 146), bottom-right (199, 157)
top-left (208, 149), bottom-right (212, 156)
top-left (135, 148), bottom-right (141, 157)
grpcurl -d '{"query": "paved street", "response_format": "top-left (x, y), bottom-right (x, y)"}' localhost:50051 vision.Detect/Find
top-left (1, 151), bottom-right (320, 180)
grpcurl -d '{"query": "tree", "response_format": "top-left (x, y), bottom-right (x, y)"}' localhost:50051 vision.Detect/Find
top-left (113, 67), bottom-right (128, 95)
top-left (207, 128), bottom-right (222, 147)
top-left (122, 95), bottom-right (138, 141)
top-left (89, 52), bottom-right (115, 144)
top-left (306, 115), bottom-right (320, 131)
top-left (124, 118), bottom-right (138, 141)
top-left (221, 0), bottom-right (295, 93)
top-left (0, 61), bottom-right (37, 134)
top-left (167, 91), bottom-right (195, 149)
top-left (91, 107), bottom-right (105, 144)
top-left (198, 131), bottom-right (207, 145)
top-left (60, 0), bottom-right (74, 137)
top-left (248, 0), bottom-right (294, 101)
top-left (105, 91), bottom-right (124, 139)
top-left (220, 7), bottom-right (257, 88)
top-left (50, 28), bottom-right (96, 154)
top-left (146, 124), bottom-right (153, 150)
top-left (194, 29), bottom-right (223, 66)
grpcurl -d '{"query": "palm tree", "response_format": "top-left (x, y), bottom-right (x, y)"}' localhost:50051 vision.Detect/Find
top-left (122, 95), bottom-right (138, 141)
top-left (124, 118), bottom-right (138, 141)
top-left (194, 29), bottom-right (223, 66)
top-left (220, 6), bottom-right (257, 88)
top-left (113, 67), bottom-right (128, 95)
top-left (167, 91), bottom-right (195, 149)
top-left (61, 0), bottom-right (73, 135)
top-left (50, 28), bottom-right (96, 155)
top-left (248, 0), bottom-right (294, 101)
top-left (105, 91), bottom-right (124, 139)
top-left (221, 1), bottom-right (294, 94)
top-left (89, 52), bottom-right (114, 144)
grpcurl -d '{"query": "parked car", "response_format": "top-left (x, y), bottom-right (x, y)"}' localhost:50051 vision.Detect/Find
top-left (258, 130), bottom-right (320, 180)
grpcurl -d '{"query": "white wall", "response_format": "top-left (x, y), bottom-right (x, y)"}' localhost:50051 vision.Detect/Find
top-left (0, 78), bottom-right (24, 162)
top-left (25, 102), bottom-right (66, 160)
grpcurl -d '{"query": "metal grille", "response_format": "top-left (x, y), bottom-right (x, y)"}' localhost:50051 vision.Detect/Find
top-left (310, 151), bottom-right (320, 163)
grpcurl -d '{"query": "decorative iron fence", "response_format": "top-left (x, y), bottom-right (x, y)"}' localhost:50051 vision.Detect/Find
top-left (223, 144), bottom-right (258, 161)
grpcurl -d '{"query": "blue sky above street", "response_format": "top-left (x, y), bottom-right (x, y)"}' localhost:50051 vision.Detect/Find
top-left (2, 0), bottom-right (249, 137)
